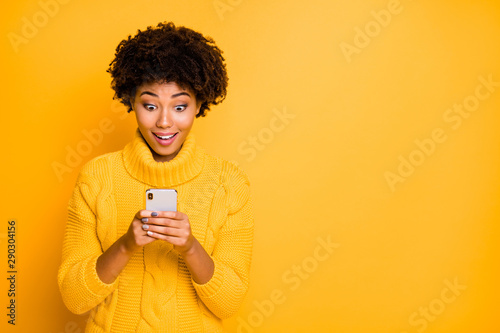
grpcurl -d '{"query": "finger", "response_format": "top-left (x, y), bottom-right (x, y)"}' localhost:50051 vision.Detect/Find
top-left (146, 230), bottom-right (183, 244)
top-left (130, 225), bottom-right (155, 246)
top-left (134, 222), bottom-right (151, 235)
top-left (134, 209), bottom-right (157, 220)
top-left (149, 211), bottom-right (181, 220)
top-left (135, 210), bottom-right (168, 224)
top-left (142, 224), bottom-right (187, 237)
top-left (145, 217), bottom-right (185, 228)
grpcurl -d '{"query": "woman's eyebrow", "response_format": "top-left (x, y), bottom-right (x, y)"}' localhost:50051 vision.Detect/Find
top-left (140, 91), bottom-right (159, 98)
top-left (171, 92), bottom-right (191, 98)
top-left (139, 91), bottom-right (190, 98)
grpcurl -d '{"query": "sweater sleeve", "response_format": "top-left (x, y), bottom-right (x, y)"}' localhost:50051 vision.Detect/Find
top-left (192, 161), bottom-right (255, 319)
top-left (57, 162), bottom-right (119, 315)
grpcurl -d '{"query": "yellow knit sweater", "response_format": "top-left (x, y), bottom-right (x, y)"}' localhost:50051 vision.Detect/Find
top-left (58, 129), bottom-right (255, 332)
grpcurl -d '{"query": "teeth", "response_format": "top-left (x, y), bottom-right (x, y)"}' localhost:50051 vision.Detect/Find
top-left (156, 133), bottom-right (175, 140)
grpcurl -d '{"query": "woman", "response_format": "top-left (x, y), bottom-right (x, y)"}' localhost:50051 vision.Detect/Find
top-left (58, 22), bottom-right (255, 332)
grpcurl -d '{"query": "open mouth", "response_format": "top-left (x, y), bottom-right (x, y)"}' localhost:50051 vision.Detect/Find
top-left (153, 133), bottom-right (177, 140)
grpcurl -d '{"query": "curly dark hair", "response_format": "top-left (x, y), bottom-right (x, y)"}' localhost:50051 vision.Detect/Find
top-left (107, 22), bottom-right (228, 117)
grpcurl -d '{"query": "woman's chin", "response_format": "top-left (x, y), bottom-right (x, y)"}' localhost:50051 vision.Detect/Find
top-left (150, 143), bottom-right (183, 162)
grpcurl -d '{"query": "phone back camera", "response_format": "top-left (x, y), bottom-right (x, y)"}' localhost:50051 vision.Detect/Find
top-left (148, 193), bottom-right (153, 200)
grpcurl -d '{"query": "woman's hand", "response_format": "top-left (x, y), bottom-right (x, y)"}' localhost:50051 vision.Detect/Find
top-left (96, 210), bottom-right (159, 284)
top-left (121, 209), bottom-right (214, 284)
top-left (122, 210), bottom-right (159, 253)
top-left (141, 210), bottom-right (196, 255)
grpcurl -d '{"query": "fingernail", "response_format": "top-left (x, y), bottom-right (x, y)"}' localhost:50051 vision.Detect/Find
top-left (142, 224), bottom-right (149, 230)
top-left (141, 218), bottom-right (148, 223)
top-left (151, 212), bottom-right (158, 217)
top-left (147, 230), bottom-right (153, 236)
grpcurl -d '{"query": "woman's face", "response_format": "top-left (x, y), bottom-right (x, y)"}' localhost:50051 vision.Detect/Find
top-left (132, 81), bottom-right (200, 162)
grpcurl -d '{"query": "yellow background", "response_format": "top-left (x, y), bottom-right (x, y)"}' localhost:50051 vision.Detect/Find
top-left (2, 0), bottom-right (500, 332)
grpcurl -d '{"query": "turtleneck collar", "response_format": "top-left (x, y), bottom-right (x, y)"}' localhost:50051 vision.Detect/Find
top-left (122, 128), bottom-right (205, 187)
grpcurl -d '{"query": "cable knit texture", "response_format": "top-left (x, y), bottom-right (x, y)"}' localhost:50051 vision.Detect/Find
top-left (58, 129), bottom-right (255, 332)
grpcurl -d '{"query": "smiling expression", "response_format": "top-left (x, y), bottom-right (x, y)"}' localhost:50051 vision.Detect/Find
top-left (131, 81), bottom-right (201, 162)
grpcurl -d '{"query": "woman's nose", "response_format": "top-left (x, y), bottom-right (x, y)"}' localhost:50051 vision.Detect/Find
top-left (156, 109), bottom-right (172, 128)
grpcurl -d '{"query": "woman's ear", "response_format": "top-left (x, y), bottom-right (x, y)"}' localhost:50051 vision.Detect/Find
top-left (128, 96), bottom-right (136, 112)
top-left (196, 100), bottom-right (204, 116)
top-left (128, 87), bottom-right (138, 111)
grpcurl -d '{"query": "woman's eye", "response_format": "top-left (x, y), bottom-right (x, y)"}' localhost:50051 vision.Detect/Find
top-left (143, 104), bottom-right (156, 111)
top-left (175, 104), bottom-right (187, 112)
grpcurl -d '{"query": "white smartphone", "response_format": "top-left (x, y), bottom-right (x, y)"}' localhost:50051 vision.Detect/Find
top-left (145, 189), bottom-right (177, 212)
